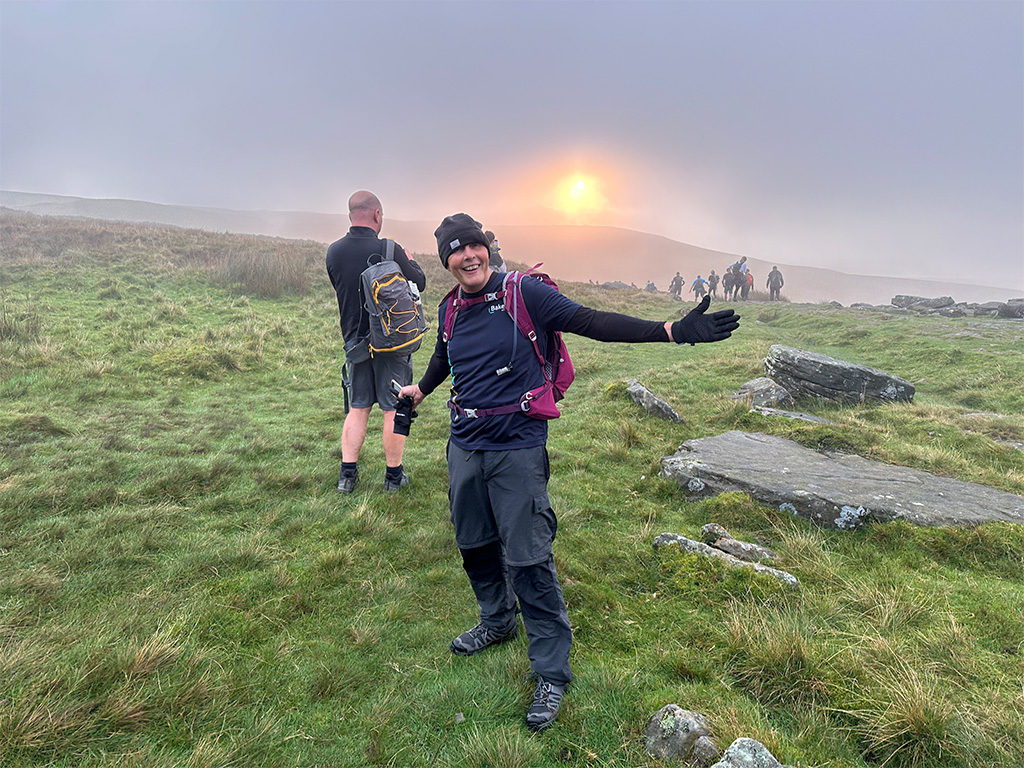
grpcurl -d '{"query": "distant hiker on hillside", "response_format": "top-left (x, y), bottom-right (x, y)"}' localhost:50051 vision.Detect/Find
top-left (726, 257), bottom-right (748, 301)
top-left (741, 270), bottom-right (753, 301)
top-left (707, 269), bottom-right (720, 300)
top-left (690, 275), bottom-right (708, 299)
top-left (484, 230), bottom-right (506, 272)
top-left (723, 265), bottom-right (740, 301)
top-left (767, 266), bottom-right (784, 301)
top-left (325, 190), bottom-right (427, 494)
top-left (645, 280), bottom-right (657, 293)
top-left (398, 213), bottom-right (740, 733)
top-left (669, 272), bottom-right (684, 300)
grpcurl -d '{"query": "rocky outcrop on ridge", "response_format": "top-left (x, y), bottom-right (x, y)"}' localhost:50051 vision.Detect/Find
top-left (886, 295), bottom-right (1024, 318)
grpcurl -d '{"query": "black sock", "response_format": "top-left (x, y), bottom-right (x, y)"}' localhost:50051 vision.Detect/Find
top-left (341, 462), bottom-right (358, 478)
top-left (385, 464), bottom-right (404, 480)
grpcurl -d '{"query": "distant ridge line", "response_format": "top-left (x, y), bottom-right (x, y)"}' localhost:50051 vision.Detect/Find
top-left (2, 190), bottom-right (1018, 306)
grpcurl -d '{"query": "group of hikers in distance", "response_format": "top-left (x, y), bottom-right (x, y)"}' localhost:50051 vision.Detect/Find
top-left (666, 257), bottom-right (785, 302)
top-left (325, 191), bottom-right (740, 734)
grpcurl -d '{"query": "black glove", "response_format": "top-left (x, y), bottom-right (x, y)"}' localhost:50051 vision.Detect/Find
top-left (671, 295), bottom-right (740, 345)
top-left (393, 395), bottom-right (417, 436)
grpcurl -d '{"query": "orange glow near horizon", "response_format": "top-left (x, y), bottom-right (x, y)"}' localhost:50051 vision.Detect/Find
top-left (488, 156), bottom-right (630, 228)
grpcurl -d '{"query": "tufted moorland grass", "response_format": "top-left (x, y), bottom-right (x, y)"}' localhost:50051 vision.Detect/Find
top-left (1, 211), bottom-right (1022, 767)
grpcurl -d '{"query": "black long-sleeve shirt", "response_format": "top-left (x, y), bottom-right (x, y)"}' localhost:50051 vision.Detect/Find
top-left (418, 304), bottom-right (667, 396)
top-left (325, 226), bottom-right (426, 343)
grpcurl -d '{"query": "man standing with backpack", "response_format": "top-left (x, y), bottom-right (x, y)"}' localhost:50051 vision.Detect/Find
top-left (326, 191), bottom-right (426, 494)
top-left (669, 271), bottom-right (684, 299)
top-left (690, 275), bottom-right (708, 299)
top-left (766, 266), bottom-right (785, 301)
top-left (707, 269), bottom-right (720, 300)
top-left (398, 213), bottom-right (740, 732)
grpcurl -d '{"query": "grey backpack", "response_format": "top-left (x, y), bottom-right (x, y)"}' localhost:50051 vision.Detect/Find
top-left (360, 239), bottom-right (426, 357)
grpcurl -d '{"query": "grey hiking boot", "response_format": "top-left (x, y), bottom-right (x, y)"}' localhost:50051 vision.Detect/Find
top-left (383, 472), bottom-right (410, 493)
top-left (526, 677), bottom-right (565, 731)
top-left (450, 621), bottom-right (517, 656)
top-left (337, 470), bottom-right (359, 494)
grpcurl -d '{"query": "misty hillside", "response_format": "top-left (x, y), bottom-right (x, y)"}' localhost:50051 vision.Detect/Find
top-left (2, 190), bottom-right (1017, 306)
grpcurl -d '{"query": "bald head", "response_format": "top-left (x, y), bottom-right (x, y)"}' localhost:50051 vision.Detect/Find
top-left (348, 191), bottom-right (383, 232)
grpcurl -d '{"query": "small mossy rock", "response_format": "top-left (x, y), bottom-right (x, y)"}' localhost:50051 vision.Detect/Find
top-left (626, 379), bottom-right (683, 422)
top-left (645, 704), bottom-right (713, 761)
top-left (709, 737), bottom-right (789, 768)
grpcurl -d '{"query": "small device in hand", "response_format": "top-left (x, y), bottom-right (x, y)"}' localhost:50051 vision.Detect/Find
top-left (391, 380), bottom-right (416, 436)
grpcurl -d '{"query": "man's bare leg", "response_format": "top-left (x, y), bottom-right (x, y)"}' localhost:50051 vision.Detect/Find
top-left (382, 410), bottom-right (406, 467)
top-left (341, 407), bottom-right (371, 462)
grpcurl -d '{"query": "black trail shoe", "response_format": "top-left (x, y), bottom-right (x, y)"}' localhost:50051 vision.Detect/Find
top-left (337, 471), bottom-right (359, 494)
top-left (450, 621), bottom-right (517, 656)
top-left (526, 677), bottom-right (565, 732)
top-left (383, 472), bottom-right (410, 493)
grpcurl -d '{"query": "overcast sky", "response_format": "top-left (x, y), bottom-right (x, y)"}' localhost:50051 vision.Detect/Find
top-left (2, 1), bottom-right (1021, 286)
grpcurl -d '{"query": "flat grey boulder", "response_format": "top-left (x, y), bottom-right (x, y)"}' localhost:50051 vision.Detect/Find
top-left (660, 431), bottom-right (1024, 528)
top-left (763, 345), bottom-right (914, 404)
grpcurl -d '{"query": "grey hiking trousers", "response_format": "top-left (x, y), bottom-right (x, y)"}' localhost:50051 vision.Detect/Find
top-left (447, 442), bottom-right (573, 686)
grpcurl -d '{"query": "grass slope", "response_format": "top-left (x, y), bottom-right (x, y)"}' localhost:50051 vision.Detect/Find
top-left (2, 211), bottom-right (1023, 768)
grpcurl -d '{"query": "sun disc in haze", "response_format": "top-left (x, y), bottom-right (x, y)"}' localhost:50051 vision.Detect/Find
top-left (557, 175), bottom-right (606, 221)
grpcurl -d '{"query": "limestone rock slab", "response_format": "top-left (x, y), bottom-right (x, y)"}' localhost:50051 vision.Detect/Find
top-left (653, 533), bottom-right (799, 587)
top-left (660, 431), bottom-right (1024, 528)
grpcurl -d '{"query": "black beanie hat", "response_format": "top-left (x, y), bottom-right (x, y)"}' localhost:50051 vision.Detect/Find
top-left (434, 213), bottom-right (489, 268)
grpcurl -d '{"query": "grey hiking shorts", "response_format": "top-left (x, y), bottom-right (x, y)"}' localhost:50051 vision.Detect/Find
top-left (347, 355), bottom-right (413, 410)
top-left (446, 442), bottom-right (556, 567)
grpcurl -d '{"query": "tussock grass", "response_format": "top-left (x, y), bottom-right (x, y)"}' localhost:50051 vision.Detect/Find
top-left (455, 725), bottom-right (546, 767)
top-left (840, 650), bottom-right (971, 768)
top-left (1, 211), bottom-right (1022, 766)
top-left (215, 241), bottom-right (311, 298)
top-left (724, 605), bottom-right (832, 708)
top-left (0, 295), bottom-right (42, 342)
